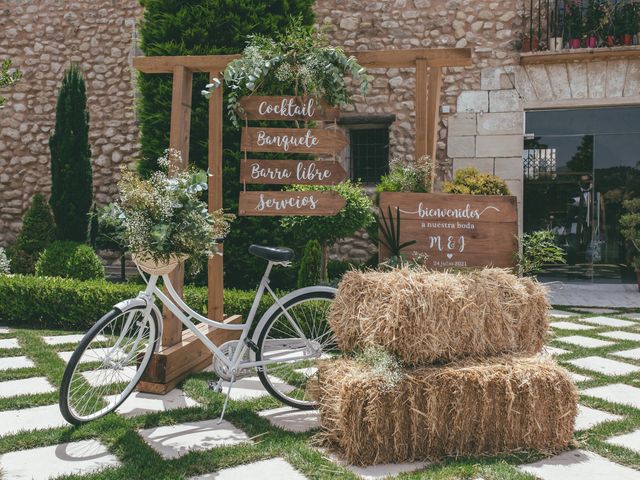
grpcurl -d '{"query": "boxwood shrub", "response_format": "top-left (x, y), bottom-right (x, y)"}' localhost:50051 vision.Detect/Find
top-left (0, 274), bottom-right (273, 331)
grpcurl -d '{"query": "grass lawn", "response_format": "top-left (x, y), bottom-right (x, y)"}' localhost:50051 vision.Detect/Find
top-left (0, 307), bottom-right (638, 479)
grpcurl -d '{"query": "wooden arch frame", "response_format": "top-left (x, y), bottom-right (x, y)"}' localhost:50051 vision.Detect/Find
top-left (132, 47), bottom-right (472, 391)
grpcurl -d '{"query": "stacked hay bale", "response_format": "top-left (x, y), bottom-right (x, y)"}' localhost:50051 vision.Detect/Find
top-left (319, 268), bottom-right (578, 466)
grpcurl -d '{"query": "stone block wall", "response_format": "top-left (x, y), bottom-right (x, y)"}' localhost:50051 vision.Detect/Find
top-left (0, 0), bottom-right (142, 245)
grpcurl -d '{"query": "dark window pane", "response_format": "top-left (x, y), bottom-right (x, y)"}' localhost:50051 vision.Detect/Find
top-left (350, 128), bottom-right (389, 183)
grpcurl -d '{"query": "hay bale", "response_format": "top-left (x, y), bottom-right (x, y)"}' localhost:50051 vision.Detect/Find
top-left (318, 356), bottom-right (577, 466)
top-left (328, 268), bottom-right (549, 365)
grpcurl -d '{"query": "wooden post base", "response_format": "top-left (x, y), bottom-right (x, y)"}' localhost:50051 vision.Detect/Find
top-left (137, 315), bottom-right (242, 395)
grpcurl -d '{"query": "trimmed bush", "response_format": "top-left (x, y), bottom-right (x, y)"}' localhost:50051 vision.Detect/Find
top-left (9, 193), bottom-right (56, 274)
top-left (443, 167), bottom-right (511, 196)
top-left (35, 241), bottom-right (105, 281)
top-left (0, 275), bottom-right (273, 331)
top-left (297, 240), bottom-right (322, 288)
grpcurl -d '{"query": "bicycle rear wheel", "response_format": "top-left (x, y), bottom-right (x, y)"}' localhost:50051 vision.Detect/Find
top-left (59, 304), bottom-right (159, 424)
top-left (255, 290), bottom-right (336, 410)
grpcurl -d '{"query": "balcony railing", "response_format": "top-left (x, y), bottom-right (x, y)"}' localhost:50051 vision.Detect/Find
top-left (523, 0), bottom-right (640, 52)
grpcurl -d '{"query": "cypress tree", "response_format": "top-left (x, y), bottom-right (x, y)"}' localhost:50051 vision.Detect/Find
top-left (49, 65), bottom-right (93, 242)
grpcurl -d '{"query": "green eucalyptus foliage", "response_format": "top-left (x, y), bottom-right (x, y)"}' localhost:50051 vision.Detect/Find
top-left (138, 0), bottom-right (315, 289)
top-left (443, 167), bottom-right (511, 196)
top-left (517, 230), bottom-right (566, 276)
top-left (297, 239), bottom-right (322, 288)
top-left (49, 65), bottom-right (93, 242)
top-left (8, 193), bottom-right (56, 274)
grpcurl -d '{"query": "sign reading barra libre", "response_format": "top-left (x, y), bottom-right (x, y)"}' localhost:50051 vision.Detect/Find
top-left (238, 96), bottom-right (340, 122)
top-left (378, 192), bottom-right (518, 268)
top-left (241, 127), bottom-right (347, 155)
top-left (240, 159), bottom-right (347, 185)
top-left (239, 191), bottom-right (346, 216)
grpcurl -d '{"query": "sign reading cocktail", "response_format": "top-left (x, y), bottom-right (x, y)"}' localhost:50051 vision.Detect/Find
top-left (378, 192), bottom-right (518, 268)
top-left (238, 95), bottom-right (347, 217)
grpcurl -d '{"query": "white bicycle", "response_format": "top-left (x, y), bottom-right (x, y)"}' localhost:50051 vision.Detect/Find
top-left (59, 245), bottom-right (337, 425)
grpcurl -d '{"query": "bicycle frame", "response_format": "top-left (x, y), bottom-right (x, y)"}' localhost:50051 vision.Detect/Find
top-left (137, 261), bottom-right (312, 375)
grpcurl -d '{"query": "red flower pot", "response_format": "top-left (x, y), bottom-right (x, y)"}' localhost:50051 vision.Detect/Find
top-left (569, 38), bottom-right (581, 49)
top-left (587, 36), bottom-right (597, 48)
top-left (623, 34), bottom-right (633, 46)
top-left (607, 35), bottom-right (615, 47)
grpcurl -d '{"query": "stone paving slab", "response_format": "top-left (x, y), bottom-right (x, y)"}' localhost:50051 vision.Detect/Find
top-left (574, 308), bottom-right (619, 314)
top-left (582, 383), bottom-right (640, 409)
top-left (0, 377), bottom-right (55, 399)
top-left (550, 322), bottom-right (596, 331)
top-left (519, 449), bottom-right (640, 480)
top-left (549, 309), bottom-right (577, 318)
top-left (541, 346), bottom-right (570, 356)
top-left (326, 453), bottom-right (429, 480)
top-left (575, 405), bottom-right (623, 431)
top-left (57, 347), bottom-right (118, 365)
top-left (580, 316), bottom-right (637, 328)
top-left (0, 439), bottom-right (120, 480)
top-left (190, 457), bottom-right (308, 480)
top-left (568, 372), bottom-right (592, 383)
top-left (0, 326), bottom-right (10, 334)
top-left (0, 355), bottom-right (34, 371)
top-left (258, 406), bottom-right (320, 433)
top-left (556, 335), bottom-right (615, 349)
top-left (599, 331), bottom-right (640, 342)
top-left (622, 313), bottom-right (640, 321)
top-left (612, 348), bottom-right (640, 361)
top-left (220, 376), bottom-right (294, 401)
top-left (0, 338), bottom-right (19, 349)
top-left (42, 334), bottom-right (106, 345)
top-left (607, 429), bottom-right (640, 454)
top-left (107, 389), bottom-right (199, 417)
top-left (568, 356), bottom-right (640, 376)
top-left (138, 419), bottom-right (250, 459)
top-left (294, 367), bottom-right (318, 377)
top-left (0, 404), bottom-right (69, 437)
top-left (82, 367), bottom-right (136, 387)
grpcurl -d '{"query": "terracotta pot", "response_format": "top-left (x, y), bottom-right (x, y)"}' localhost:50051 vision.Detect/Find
top-left (623, 34), bottom-right (633, 46)
top-left (569, 38), bottom-right (582, 49)
top-left (587, 36), bottom-right (598, 48)
top-left (607, 35), bottom-right (616, 47)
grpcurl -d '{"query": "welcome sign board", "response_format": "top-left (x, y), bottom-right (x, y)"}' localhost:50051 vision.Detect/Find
top-left (378, 192), bottom-right (518, 268)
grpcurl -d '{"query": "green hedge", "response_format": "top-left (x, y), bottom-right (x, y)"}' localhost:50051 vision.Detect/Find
top-left (0, 275), bottom-right (273, 331)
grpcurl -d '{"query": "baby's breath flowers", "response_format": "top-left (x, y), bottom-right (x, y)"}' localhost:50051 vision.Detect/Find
top-left (355, 346), bottom-right (403, 392)
top-left (106, 149), bottom-right (234, 273)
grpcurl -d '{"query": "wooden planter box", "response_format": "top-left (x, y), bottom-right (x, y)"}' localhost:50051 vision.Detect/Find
top-left (378, 192), bottom-right (518, 269)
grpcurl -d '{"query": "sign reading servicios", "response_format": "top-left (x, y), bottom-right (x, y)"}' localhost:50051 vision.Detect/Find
top-left (238, 95), bottom-right (347, 217)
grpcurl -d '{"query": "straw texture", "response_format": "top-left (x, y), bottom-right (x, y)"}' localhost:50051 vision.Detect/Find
top-left (328, 268), bottom-right (550, 365)
top-left (318, 356), bottom-right (577, 466)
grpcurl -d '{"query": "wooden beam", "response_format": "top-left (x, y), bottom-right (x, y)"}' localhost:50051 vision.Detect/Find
top-left (133, 48), bottom-right (473, 74)
top-left (415, 59), bottom-right (429, 160)
top-left (426, 66), bottom-right (443, 186)
top-left (208, 73), bottom-right (224, 321)
top-left (163, 65), bottom-right (192, 348)
top-left (520, 46), bottom-right (640, 65)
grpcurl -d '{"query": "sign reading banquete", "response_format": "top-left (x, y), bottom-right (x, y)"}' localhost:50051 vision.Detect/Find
top-left (241, 127), bottom-right (346, 155)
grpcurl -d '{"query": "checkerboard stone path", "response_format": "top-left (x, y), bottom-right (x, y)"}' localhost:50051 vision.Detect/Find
top-left (42, 334), bottom-right (106, 345)
top-left (190, 458), bottom-right (308, 480)
top-left (550, 321), bottom-right (596, 331)
top-left (607, 429), bottom-right (640, 454)
top-left (0, 403), bottom-right (69, 436)
top-left (582, 383), bottom-right (640, 409)
top-left (258, 406), bottom-right (320, 432)
top-left (0, 376), bottom-right (55, 398)
top-left (580, 316), bottom-right (638, 328)
top-left (600, 331), bottom-right (640, 342)
top-left (556, 335), bottom-right (615, 349)
top-left (0, 439), bottom-right (120, 480)
top-left (108, 389), bottom-right (199, 417)
top-left (0, 337), bottom-right (19, 349)
top-left (138, 419), bottom-right (250, 459)
top-left (519, 450), bottom-right (640, 479)
top-left (575, 405), bottom-right (623, 431)
top-left (612, 348), bottom-right (640, 361)
top-left (0, 355), bottom-right (34, 371)
top-left (568, 356), bottom-right (640, 376)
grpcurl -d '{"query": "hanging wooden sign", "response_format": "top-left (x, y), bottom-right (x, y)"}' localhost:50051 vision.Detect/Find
top-left (239, 191), bottom-right (346, 216)
top-left (240, 159), bottom-right (347, 185)
top-left (378, 192), bottom-right (518, 269)
top-left (238, 96), bottom-right (340, 122)
top-left (241, 127), bottom-right (347, 155)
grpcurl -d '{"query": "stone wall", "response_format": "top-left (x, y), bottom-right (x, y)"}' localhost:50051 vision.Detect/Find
top-left (0, 0), bottom-right (142, 245)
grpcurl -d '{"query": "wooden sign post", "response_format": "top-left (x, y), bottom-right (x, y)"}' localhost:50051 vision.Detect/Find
top-left (379, 192), bottom-right (518, 269)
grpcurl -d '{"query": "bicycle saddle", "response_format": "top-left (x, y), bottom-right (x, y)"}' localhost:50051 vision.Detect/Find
top-left (248, 244), bottom-right (295, 263)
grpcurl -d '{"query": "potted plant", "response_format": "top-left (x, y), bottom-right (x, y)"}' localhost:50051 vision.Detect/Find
top-left (550, 5), bottom-right (564, 51)
top-left (565, 1), bottom-right (584, 49)
top-left (105, 149), bottom-right (235, 276)
top-left (620, 199), bottom-right (640, 290)
top-left (617, 2), bottom-right (636, 46)
top-left (585, 0), bottom-right (607, 48)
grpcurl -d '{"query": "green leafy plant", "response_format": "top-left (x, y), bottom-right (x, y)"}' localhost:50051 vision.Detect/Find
top-left (618, 2), bottom-right (638, 35)
top-left (443, 167), bottom-right (511, 196)
top-left (281, 181), bottom-right (374, 281)
top-left (8, 193), bottom-right (56, 274)
top-left (620, 198), bottom-right (640, 270)
top-left (0, 58), bottom-right (21, 108)
top-left (93, 203), bottom-right (128, 280)
top-left (108, 149), bottom-right (234, 272)
top-left (517, 230), bottom-right (566, 275)
top-left (377, 206), bottom-right (416, 261)
top-left (35, 241), bottom-right (105, 281)
top-left (565, 1), bottom-right (584, 39)
top-left (297, 239), bottom-right (322, 288)
top-left (203, 17), bottom-right (372, 127)
top-left (376, 155), bottom-right (433, 195)
top-left (585, 0), bottom-right (607, 36)
top-left (49, 65), bottom-right (93, 242)
top-left (0, 248), bottom-right (10, 274)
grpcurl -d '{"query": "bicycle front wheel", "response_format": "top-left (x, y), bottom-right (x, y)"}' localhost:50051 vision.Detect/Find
top-left (255, 289), bottom-right (336, 410)
top-left (59, 305), bottom-right (159, 425)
